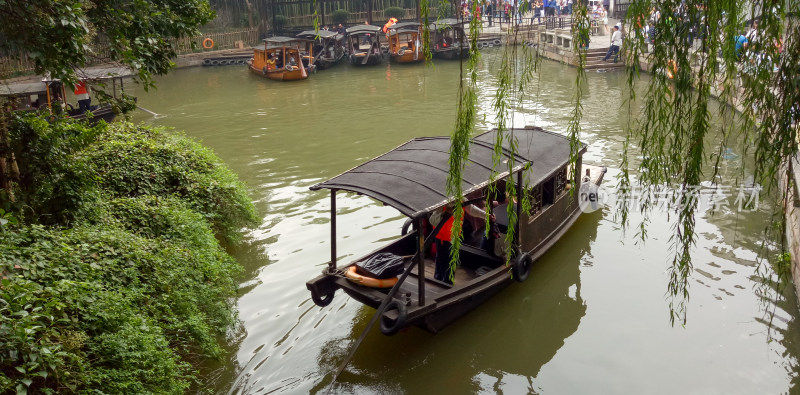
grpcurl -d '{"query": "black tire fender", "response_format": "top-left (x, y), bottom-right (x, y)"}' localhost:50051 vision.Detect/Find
top-left (401, 218), bottom-right (414, 235)
top-left (380, 300), bottom-right (407, 335)
top-left (311, 288), bottom-right (335, 307)
top-left (512, 252), bottom-right (532, 282)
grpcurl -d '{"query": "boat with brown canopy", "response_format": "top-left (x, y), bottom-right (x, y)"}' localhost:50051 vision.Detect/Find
top-left (306, 126), bottom-right (606, 335)
top-left (0, 66), bottom-right (134, 124)
top-left (248, 37), bottom-right (308, 81)
top-left (386, 22), bottom-right (423, 63)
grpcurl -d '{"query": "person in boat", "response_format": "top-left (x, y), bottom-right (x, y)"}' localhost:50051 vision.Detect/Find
top-left (433, 197), bottom-right (495, 285)
top-left (266, 53), bottom-right (276, 70)
top-left (73, 80), bottom-right (91, 113)
top-left (287, 55), bottom-right (298, 70)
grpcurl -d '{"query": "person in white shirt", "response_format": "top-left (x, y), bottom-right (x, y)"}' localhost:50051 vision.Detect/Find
top-left (603, 25), bottom-right (622, 62)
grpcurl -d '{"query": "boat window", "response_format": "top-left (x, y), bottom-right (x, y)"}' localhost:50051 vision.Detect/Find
top-left (542, 177), bottom-right (555, 206)
top-left (555, 167), bottom-right (568, 196)
top-left (529, 185), bottom-right (543, 215)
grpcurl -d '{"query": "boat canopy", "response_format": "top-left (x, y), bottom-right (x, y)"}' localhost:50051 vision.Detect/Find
top-left (311, 128), bottom-right (584, 219)
top-left (297, 30), bottom-right (341, 40)
top-left (265, 36), bottom-right (303, 44)
top-left (475, 128), bottom-right (585, 187)
top-left (346, 25), bottom-right (382, 34)
top-left (2, 66), bottom-right (133, 96)
top-left (389, 22), bottom-right (420, 32)
top-left (0, 81), bottom-right (47, 96)
top-left (42, 66), bottom-right (134, 82)
top-left (429, 18), bottom-right (466, 29)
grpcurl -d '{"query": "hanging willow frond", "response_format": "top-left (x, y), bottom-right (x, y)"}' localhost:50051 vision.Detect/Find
top-left (616, 0), bottom-right (800, 325)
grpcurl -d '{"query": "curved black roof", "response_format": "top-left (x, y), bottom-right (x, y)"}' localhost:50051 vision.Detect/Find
top-left (311, 127), bottom-right (584, 218)
top-left (430, 18), bottom-right (466, 29)
top-left (265, 36), bottom-right (302, 43)
top-left (388, 22), bottom-right (420, 32)
top-left (346, 24), bottom-right (382, 34)
top-left (297, 30), bottom-right (341, 39)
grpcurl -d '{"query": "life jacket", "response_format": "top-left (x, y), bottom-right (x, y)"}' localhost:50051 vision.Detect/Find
top-left (74, 81), bottom-right (88, 96)
top-left (436, 216), bottom-right (456, 242)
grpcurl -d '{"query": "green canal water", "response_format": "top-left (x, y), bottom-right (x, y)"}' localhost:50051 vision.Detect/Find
top-left (130, 50), bottom-right (800, 393)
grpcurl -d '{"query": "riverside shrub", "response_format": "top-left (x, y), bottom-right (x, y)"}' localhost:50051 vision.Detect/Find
top-left (0, 115), bottom-right (256, 393)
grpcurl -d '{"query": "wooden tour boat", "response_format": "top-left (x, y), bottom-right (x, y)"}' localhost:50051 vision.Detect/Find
top-left (248, 37), bottom-right (309, 81)
top-left (386, 22), bottom-right (423, 63)
top-left (0, 66), bottom-right (133, 124)
top-left (346, 25), bottom-right (384, 66)
top-left (429, 18), bottom-right (470, 60)
top-left (296, 30), bottom-right (346, 70)
top-left (306, 127), bottom-right (606, 335)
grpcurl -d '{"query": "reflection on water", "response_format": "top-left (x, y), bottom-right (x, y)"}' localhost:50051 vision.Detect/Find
top-left (128, 50), bottom-right (800, 394)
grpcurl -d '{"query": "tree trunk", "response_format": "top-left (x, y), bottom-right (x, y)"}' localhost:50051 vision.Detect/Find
top-left (0, 105), bottom-right (17, 203)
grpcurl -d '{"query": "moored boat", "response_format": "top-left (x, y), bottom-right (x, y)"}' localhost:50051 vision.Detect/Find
top-left (429, 18), bottom-right (470, 60)
top-left (0, 66), bottom-right (133, 124)
top-left (248, 37), bottom-right (308, 81)
top-left (296, 30), bottom-right (346, 70)
top-left (386, 22), bottom-right (423, 63)
top-left (346, 25), bottom-right (384, 66)
top-left (306, 126), bottom-right (607, 335)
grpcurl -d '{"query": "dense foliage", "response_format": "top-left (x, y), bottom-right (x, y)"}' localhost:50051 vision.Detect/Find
top-left (0, 115), bottom-right (256, 393)
top-left (0, 0), bottom-right (215, 86)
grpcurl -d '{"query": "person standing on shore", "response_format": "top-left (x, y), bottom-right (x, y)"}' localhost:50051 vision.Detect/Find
top-left (603, 25), bottom-right (622, 62)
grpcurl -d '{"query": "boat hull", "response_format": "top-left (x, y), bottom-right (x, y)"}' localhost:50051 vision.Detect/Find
top-left (432, 47), bottom-right (470, 60)
top-left (67, 105), bottom-right (117, 124)
top-left (248, 64), bottom-right (308, 81)
top-left (390, 51), bottom-right (423, 63)
top-left (348, 53), bottom-right (382, 66)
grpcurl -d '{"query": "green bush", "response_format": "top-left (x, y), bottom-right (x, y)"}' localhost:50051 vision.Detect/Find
top-left (384, 7), bottom-right (405, 20)
top-left (0, 115), bottom-right (256, 393)
top-left (7, 116), bottom-right (256, 243)
top-left (273, 14), bottom-right (288, 31)
top-left (78, 123), bottom-right (257, 243)
top-left (330, 9), bottom-right (349, 25)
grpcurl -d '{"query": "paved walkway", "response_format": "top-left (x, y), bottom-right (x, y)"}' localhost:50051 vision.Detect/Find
top-left (466, 15), bottom-right (621, 50)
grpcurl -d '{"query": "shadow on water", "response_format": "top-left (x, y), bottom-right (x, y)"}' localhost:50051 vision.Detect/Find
top-left (310, 211), bottom-right (600, 394)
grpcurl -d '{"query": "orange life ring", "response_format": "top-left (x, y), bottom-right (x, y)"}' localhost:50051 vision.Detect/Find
top-left (202, 37), bottom-right (214, 49)
top-left (345, 266), bottom-right (399, 288)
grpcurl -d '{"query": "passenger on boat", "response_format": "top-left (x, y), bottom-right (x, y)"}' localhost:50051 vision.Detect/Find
top-left (73, 80), bottom-right (91, 113)
top-left (266, 53), bottom-right (276, 70)
top-left (434, 200), bottom-right (494, 285)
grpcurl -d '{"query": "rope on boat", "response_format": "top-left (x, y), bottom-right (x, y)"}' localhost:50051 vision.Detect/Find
top-left (325, 216), bottom-right (451, 394)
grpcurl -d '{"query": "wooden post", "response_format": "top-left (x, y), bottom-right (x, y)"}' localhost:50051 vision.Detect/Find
top-left (417, 217), bottom-right (425, 306)
top-left (367, 0), bottom-right (373, 24)
top-left (330, 189), bottom-right (337, 271)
